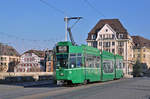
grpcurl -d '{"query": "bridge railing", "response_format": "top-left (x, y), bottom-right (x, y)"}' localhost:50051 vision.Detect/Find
top-left (0, 72), bottom-right (53, 82)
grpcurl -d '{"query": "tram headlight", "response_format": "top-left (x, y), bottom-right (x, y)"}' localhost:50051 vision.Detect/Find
top-left (71, 64), bottom-right (74, 68)
top-left (60, 73), bottom-right (64, 76)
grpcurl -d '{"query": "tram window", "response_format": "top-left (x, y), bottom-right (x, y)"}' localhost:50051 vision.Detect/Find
top-left (77, 53), bottom-right (82, 57)
top-left (90, 56), bottom-right (94, 68)
top-left (69, 54), bottom-right (76, 68)
top-left (103, 60), bottom-right (114, 73)
top-left (77, 57), bottom-right (82, 67)
top-left (93, 56), bottom-right (97, 68)
top-left (110, 61), bottom-right (114, 73)
top-left (119, 61), bottom-right (123, 69)
top-left (85, 54), bottom-right (94, 68)
top-left (116, 60), bottom-right (122, 69)
top-left (116, 60), bottom-right (120, 69)
top-left (85, 55), bottom-right (88, 67)
top-left (103, 62), bottom-right (108, 72)
top-left (69, 57), bottom-right (76, 68)
top-left (90, 55), bottom-right (94, 68)
top-left (96, 56), bottom-right (100, 68)
top-left (85, 54), bottom-right (89, 67)
top-left (70, 54), bottom-right (76, 57)
top-left (56, 54), bottom-right (68, 69)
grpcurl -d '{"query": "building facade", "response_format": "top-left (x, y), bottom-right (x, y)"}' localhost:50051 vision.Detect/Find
top-left (132, 36), bottom-right (150, 69)
top-left (14, 50), bottom-right (45, 72)
top-left (86, 19), bottom-right (134, 75)
top-left (0, 43), bottom-right (20, 72)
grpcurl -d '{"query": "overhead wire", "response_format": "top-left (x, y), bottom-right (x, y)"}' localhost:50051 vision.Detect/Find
top-left (0, 32), bottom-right (61, 52)
top-left (39, 0), bottom-right (67, 16)
top-left (83, 0), bottom-right (106, 18)
top-left (0, 32), bottom-right (59, 43)
top-left (1, 1), bottom-right (70, 53)
top-left (0, 34), bottom-right (56, 53)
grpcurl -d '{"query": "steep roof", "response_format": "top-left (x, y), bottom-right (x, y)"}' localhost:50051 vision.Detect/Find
top-left (0, 43), bottom-right (20, 56)
top-left (24, 50), bottom-right (45, 58)
top-left (131, 36), bottom-right (150, 48)
top-left (87, 19), bottom-right (129, 40)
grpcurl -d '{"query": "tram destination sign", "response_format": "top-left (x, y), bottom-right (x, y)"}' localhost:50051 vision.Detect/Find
top-left (57, 46), bottom-right (69, 53)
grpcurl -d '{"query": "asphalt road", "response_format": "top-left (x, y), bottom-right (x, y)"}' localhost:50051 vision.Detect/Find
top-left (0, 77), bottom-right (150, 99)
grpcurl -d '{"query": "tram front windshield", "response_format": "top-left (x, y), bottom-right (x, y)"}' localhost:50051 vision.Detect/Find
top-left (56, 54), bottom-right (68, 68)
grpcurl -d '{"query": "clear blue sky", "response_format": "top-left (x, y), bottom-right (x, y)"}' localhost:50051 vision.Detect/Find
top-left (0, 0), bottom-right (150, 53)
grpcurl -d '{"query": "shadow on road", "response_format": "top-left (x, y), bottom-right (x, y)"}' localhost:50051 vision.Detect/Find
top-left (0, 79), bottom-right (60, 88)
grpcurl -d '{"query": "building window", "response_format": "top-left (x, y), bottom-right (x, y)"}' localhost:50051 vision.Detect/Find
top-left (99, 42), bottom-right (102, 46)
top-left (130, 46), bottom-right (132, 49)
top-left (118, 42), bottom-right (124, 47)
top-left (103, 35), bottom-right (105, 38)
top-left (119, 34), bottom-right (123, 39)
top-left (105, 29), bottom-right (108, 32)
top-left (1, 57), bottom-right (3, 61)
top-left (103, 42), bottom-right (110, 47)
top-left (105, 49), bottom-right (110, 52)
top-left (100, 35), bottom-right (102, 39)
top-left (112, 34), bottom-right (115, 39)
top-left (108, 42), bottom-right (110, 47)
top-left (112, 42), bottom-right (115, 46)
top-left (91, 34), bottom-right (96, 40)
top-left (92, 41), bottom-right (97, 48)
top-left (118, 48), bottom-right (124, 55)
top-left (112, 49), bottom-right (115, 53)
top-left (143, 54), bottom-right (145, 58)
top-left (106, 34), bottom-right (108, 38)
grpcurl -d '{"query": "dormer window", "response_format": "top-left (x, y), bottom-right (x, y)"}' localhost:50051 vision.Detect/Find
top-left (119, 34), bottom-right (123, 39)
top-left (100, 34), bottom-right (102, 38)
top-left (91, 34), bottom-right (96, 40)
top-left (112, 34), bottom-right (115, 39)
top-left (105, 29), bottom-right (108, 32)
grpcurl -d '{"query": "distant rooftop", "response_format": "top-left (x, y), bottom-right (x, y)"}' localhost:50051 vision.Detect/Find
top-left (24, 50), bottom-right (45, 58)
top-left (0, 43), bottom-right (20, 56)
top-left (131, 36), bottom-right (150, 48)
top-left (87, 19), bottom-right (129, 40)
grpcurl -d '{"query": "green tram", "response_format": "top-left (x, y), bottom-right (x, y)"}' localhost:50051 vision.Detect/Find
top-left (55, 41), bottom-right (123, 84)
